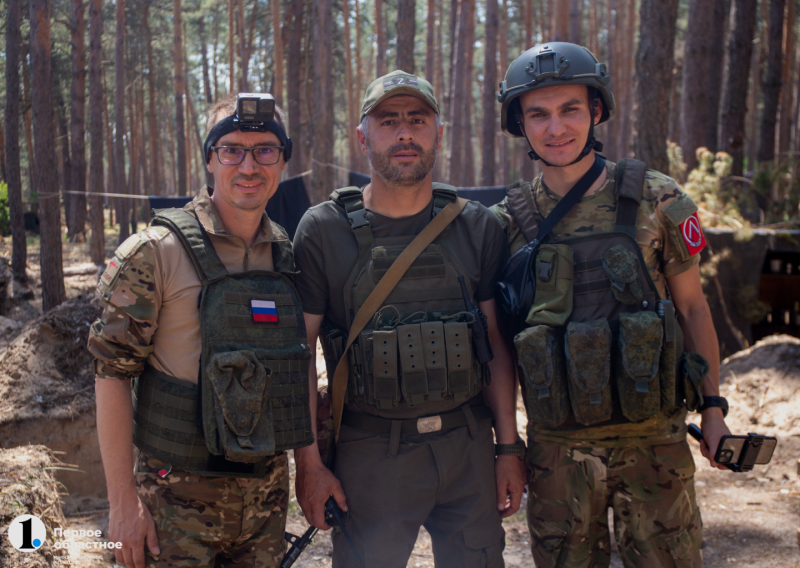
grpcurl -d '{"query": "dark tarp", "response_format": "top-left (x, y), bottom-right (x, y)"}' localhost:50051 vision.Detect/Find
top-left (147, 173), bottom-right (312, 240)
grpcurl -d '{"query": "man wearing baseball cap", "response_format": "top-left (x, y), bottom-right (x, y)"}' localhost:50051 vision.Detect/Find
top-left (292, 70), bottom-right (525, 567)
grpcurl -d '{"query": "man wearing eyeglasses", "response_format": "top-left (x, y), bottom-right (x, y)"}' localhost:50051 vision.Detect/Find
top-left (89, 93), bottom-right (312, 568)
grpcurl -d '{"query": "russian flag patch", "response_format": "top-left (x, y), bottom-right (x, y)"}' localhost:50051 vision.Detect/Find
top-left (251, 299), bottom-right (279, 323)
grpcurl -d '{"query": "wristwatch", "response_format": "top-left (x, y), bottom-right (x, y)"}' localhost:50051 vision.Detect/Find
top-left (495, 440), bottom-right (526, 459)
top-left (697, 395), bottom-right (729, 418)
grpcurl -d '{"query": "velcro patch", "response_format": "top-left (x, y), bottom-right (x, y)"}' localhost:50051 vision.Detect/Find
top-left (251, 299), bottom-right (279, 323)
top-left (680, 213), bottom-right (706, 256)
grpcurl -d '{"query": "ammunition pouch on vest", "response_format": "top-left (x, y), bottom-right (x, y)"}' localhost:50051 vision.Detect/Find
top-left (508, 160), bottom-right (708, 429)
top-left (131, 208), bottom-right (313, 477)
top-left (321, 185), bottom-right (489, 411)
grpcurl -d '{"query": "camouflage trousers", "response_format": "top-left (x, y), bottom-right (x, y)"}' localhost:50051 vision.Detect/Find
top-left (526, 439), bottom-right (703, 568)
top-left (135, 450), bottom-right (289, 567)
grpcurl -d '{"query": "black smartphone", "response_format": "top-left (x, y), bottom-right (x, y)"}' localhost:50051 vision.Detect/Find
top-left (715, 434), bottom-right (777, 467)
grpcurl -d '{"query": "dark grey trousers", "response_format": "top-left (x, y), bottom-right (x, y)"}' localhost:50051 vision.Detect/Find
top-left (332, 420), bottom-right (505, 568)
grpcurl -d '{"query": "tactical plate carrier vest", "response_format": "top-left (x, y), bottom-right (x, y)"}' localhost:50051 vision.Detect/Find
top-left (132, 209), bottom-right (313, 478)
top-left (507, 160), bottom-right (706, 429)
top-left (319, 185), bottom-right (489, 411)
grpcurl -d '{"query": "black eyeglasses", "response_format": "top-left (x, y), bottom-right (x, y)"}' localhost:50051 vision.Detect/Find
top-left (211, 146), bottom-right (285, 166)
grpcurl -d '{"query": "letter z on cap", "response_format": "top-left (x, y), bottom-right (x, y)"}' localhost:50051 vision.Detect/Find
top-left (360, 70), bottom-right (439, 121)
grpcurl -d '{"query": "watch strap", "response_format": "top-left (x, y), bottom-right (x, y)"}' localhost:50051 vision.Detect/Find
top-left (698, 395), bottom-right (729, 418)
top-left (495, 441), bottom-right (526, 459)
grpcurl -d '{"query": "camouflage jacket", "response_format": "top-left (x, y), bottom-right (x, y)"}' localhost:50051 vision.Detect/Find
top-left (491, 160), bottom-right (701, 447)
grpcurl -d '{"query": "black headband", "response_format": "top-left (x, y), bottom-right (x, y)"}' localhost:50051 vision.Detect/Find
top-left (204, 114), bottom-right (293, 163)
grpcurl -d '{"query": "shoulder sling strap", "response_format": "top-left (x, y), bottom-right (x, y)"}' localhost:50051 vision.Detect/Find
top-left (331, 197), bottom-right (470, 440)
top-left (613, 158), bottom-right (646, 237)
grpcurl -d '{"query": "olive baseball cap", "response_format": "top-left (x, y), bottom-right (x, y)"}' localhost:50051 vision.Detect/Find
top-left (360, 70), bottom-right (439, 121)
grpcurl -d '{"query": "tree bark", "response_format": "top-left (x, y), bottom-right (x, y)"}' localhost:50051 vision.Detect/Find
top-left (448, 0), bottom-right (475, 188)
top-left (311, 0), bottom-right (333, 204)
top-left (499, 0), bottom-right (509, 185)
top-left (375, 0), bottom-right (386, 76)
top-left (679, 0), bottom-right (717, 170)
top-left (481, 0), bottom-right (498, 186)
top-left (21, 47), bottom-right (36, 195)
top-left (115, 0), bottom-right (129, 242)
top-left (618, 0), bottom-right (635, 157)
top-left (30, 0), bottom-right (66, 310)
top-left (777, 0), bottom-right (794, 155)
top-left (287, 0), bottom-right (305, 176)
top-left (758, 0), bottom-right (786, 164)
top-left (272, 0), bottom-right (284, 106)
top-left (68, 0), bottom-right (88, 240)
top-left (174, 0), bottom-right (187, 196)
top-left (198, 15), bottom-right (213, 104)
top-left (5, 0), bottom-right (26, 278)
top-left (228, 0), bottom-right (235, 92)
top-left (569, 0), bottom-right (583, 43)
top-left (589, 0), bottom-right (599, 55)
top-left (143, 5), bottom-right (161, 195)
top-left (396, 0), bottom-right (416, 73)
top-left (343, 0), bottom-right (359, 171)
top-left (633, 0), bottom-right (679, 174)
top-left (56, 94), bottom-right (73, 234)
top-left (721, 0), bottom-right (758, 176)
top-left (705, 0), bottom-right (732, 152)
top-left (426, 0), bottom-right (436, 80)
top-left (553, 0), bottom-right (569, 41)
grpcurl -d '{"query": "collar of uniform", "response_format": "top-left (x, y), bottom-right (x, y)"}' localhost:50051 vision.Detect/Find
top-left (186, 185), bottom-right (287, 244)
top-left (536, 160), bottom-right (616, 203)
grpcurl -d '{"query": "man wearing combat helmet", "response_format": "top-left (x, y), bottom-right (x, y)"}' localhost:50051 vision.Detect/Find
top-left (293, 70), bottom-right (526, 567)
top-left (491, 42), bottom-right (731, 567)
top-left (89, 93), bottom-right (313, 568)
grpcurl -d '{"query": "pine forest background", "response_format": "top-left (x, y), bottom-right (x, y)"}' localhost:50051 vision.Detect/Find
top-left (2, 0), bottom-right (800, 311)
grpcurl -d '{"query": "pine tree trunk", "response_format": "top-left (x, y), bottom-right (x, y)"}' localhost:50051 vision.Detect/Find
top-left (396, 0), bottom-right (416, 73)
top-left (524, 0), bottom-right (532, 47)
top-left (633, 0), bottom-right (680, 174)
top-left (343, 0), bottom-right (359, 172)
top-left (311, 0), bottom-right (333, 204)
top-left (758, 0), bottom-right (786, 164)
top-left (426, 0), bottom-right (436, 79)
top-left (569, 0), bottom-right (583, 43)
top-left (68, 0), bottom-right (87, 240)
top-left (272, 0), bottom-right (284, 106)
top-left (721, 0), bottom-right (758, 176)
top-left (481, 0), bottom-right (498, 186)
top-left (143, 5), bottom-right (161, 195)
top-left (174, 0), bottom-right (187, 196)
top-left (778, 0), bottom-right (794, 155)
top-left (5, 0), bottom-right (26, 278)
top-left (604, 0), bottom-right (617, 159)
top-left (589, 0), bottom-right (599, 55)
top-left (287, 0), bottom-right (305, 177)
top-left (115, 0), bottom-right (129, 242)
top-left (198, 16), bottom-right (213, 104)
top-left (21, 50), bottom-right (36, 195)
top-left (706, 0), bottom-right (732, 152)
top-left (448, 0), bottom-right (475, 187)
top-left (376, 0), bottom-right (386, 76)
top-left (499, 0), bottom-right (509, 185)
top-left (87, 0), bottom-right (104, 264)
top-left (619, 0), bottom-right (635, 157)
top-left (56, 94), bottom-right (73, 234)
top-left (30, 0), bottom-right (66, 310)
top-left (228, 0), bottom-right (235, 92)
top-left (554, 0), bottom-right (569, 41)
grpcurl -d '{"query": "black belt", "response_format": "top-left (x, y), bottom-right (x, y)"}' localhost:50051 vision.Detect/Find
top-left (341, 403), bottom-right (494, 437)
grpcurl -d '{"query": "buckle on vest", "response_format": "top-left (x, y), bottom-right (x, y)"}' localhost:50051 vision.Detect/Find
top-left (347, 208), bottom-right (369, 230)
top-left (537, 260), bottom-right (553, 281)
top-left (417, 415), bottom-right (443, 433)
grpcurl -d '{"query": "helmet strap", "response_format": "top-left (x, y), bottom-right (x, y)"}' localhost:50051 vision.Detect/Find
top-left (516, 97), bottom-right (603, 169)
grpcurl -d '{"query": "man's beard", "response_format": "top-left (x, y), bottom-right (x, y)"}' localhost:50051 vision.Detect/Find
top-left (366, 138), bottom-right (438, 187)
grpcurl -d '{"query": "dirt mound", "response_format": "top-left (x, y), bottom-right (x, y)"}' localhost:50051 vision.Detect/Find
top-left (0, 295), bottom-right (106, 509)
top-left (0, 294), bottom-right (101, 426)
top-left (0, 445), bottom-right (68, 567)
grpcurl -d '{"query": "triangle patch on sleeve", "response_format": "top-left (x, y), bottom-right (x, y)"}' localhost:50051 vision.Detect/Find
top-left (680, 213), bottom-right (706, 257)
top-left (251, 299), bottom-right (279, 323)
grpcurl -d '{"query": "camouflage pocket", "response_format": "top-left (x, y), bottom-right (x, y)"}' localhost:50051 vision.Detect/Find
top-left (527, 244), bottom-right (574, 327)
top-left (514, 325), bottom-right (569, 428)
top-left (206, 350), bottom-right (274, 463)
top-left (681, 351), bottom-right (709, 411)
top-left (616, 312), bottom-right (663, 422)
top-left (564, 319), bottom-right (613, 425)
top-left (602, 245), bottom-right (643, 306)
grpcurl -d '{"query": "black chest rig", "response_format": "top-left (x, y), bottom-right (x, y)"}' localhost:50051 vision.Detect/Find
top-left (318, 186), bottom-right (490, 411)
top-left (506, 161), bottom-right (704, 430)
top-left (132, 209), bottom-right (313, 478)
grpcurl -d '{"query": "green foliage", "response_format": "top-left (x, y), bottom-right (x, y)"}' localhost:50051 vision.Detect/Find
top-left (0, 181), bottom-right (9, 237)
top-left (751, 159), bottom-right (800, 227)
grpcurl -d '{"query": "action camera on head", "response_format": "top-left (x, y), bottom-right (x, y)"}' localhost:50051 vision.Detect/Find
top-left (234, 93), bottom-right (276, 131)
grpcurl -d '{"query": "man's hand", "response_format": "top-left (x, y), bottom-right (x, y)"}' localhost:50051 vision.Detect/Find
top-left (699, 407), bottom-right (731, 470)
top-left (108, 486), bottom-right (159, 568)
top-left (295, 455), bottom-right (347, 530)
top-left (495, 455), bottom-right (526, 518)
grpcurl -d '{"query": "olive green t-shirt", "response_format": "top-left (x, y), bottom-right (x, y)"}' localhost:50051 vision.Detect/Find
top-left (293, 188), bottom-right (509, 419)
top-left (491, 161), bottom-right (702, 448)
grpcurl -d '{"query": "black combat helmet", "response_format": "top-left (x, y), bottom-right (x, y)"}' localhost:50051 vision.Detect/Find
top-left (498, 42), bottom-right (615, 166)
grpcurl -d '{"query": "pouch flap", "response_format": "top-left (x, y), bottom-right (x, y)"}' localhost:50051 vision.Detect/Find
top-left (619, 312), bottom-right (663, 393)
top-left (602, 245), bottom-right (639, 288)
top-left (514, 326), bottom-right (557, 398)
top-left (565, 320), bottom-right (611, 401)
top-left (206, 350), bottom-right (270, 437)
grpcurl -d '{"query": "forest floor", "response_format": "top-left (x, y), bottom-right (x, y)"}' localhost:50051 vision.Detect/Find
top-left (0, 228), bottom-right (798, 567)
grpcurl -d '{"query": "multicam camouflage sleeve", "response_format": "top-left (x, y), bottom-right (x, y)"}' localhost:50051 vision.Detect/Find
top-left (489, 197), bottom-right (528, 254)
top-left (87, 226), bottom-right (170, 380)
